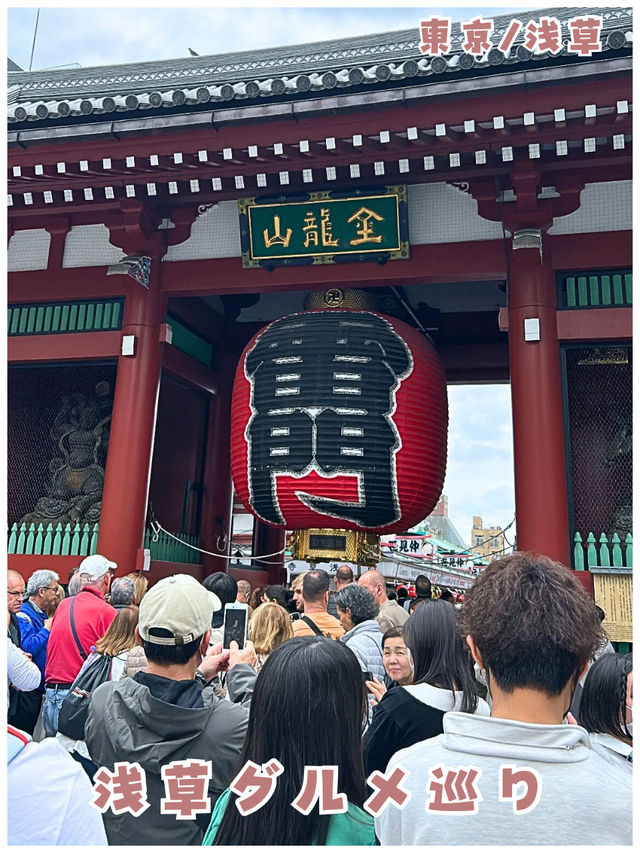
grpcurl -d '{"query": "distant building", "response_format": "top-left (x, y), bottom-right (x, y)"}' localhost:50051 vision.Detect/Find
top-left (471, 516), bottom-right (505, 561)
top-left (422, 494), bottom-right (468, 551)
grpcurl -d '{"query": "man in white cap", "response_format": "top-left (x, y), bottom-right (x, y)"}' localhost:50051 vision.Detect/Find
top-left (86, 573), bottom-right (256, 846)
top-left (42, 554), bottom-right (117, 736)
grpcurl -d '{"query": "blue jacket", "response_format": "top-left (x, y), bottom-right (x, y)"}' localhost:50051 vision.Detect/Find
top-left (16, 601), bottom-right (50, 691)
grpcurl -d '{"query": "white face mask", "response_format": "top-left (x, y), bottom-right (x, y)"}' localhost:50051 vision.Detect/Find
top-left (625, 722), bottom-right (633, 739)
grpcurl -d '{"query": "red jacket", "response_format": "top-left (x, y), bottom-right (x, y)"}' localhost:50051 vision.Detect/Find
top-left (44, 587), bottom-right (116, 685)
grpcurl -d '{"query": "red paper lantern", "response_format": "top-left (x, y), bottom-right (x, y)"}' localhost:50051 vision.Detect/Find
top-left (230, 308), bottom-right (447, 534)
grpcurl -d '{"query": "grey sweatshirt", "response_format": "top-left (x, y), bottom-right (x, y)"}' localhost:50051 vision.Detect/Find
top-left (375, 711), bottom-right (632, 846)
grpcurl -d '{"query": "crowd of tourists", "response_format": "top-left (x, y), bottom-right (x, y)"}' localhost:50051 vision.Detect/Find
top-left (7, 551), bottom-right (633, 845)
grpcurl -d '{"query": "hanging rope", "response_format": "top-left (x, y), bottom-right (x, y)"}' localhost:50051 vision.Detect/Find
top-left (149, 517), bottom-right (287, 561)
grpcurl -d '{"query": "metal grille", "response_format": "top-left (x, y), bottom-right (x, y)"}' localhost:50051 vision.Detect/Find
top-left (8, 363), bottom-right (116, 525)
top-left (564, 345), bottom-right (632, 543)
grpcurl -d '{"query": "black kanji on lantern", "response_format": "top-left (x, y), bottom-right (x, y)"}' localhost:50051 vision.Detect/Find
top-left (244, 311), bottom-right (413, 527)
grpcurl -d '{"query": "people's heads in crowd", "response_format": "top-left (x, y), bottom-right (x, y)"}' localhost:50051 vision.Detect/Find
top-left (48, 582), bottom-right (65, 617)
top-left (290, 573), bottom-right (307, 612)
top-left (578, 652), bottom-right (633, 744)
top-left (7, 569), bottom-right (25, 614)
top-left (25, 569), bottom-right (60, 612)
top-left (405, 598), bottom-right (479, 712)
top-left (263, 585), bottom-right (288, 608)
top-left (249, 585), bottom-right (266, 612)
top-left (335, 582), bottom-right (379, 632)
top-left (302, 569), bottom-right (331, 608)
top-left (124, 572), bottom-right (149, 605)
top-left (77, 554), bottom-right (117, 596)
top-left (382, 626), bottom-right (413, 686)
top-left (396, 585), bottom-right (408, 605)
top-left (414, 574), bottom-right (432, 600)
top-left (387, 590), bottom-right (398, 601)
top-left (408, 597), bottom-right (425, 615)
top-left (214, 636), bottom-right (367, 845)
top-left (334, 564), bottom-right (354, 591)
top-left (203, 572), bottom-right (237, 628)
top-left (459, 551), bottom-right (604, 699)
top-left (67, 567), bottom-right (83, 596)
top-left (250, 601), bottom-right (293, 658)
top-left (358, 569), bottom-right (387, 607)
top-left (137, 574), bottom-right (215, 668)
top-left (236, 579), bottom-right (252, 604)
top-left (438, 588), bottom-right (455, 604)
top-left (95, 605), bottom-right (139, 656)
top-left (110, 576), bottom-right (136, 608)
top-left (202, 572), bottom-right (238, 607)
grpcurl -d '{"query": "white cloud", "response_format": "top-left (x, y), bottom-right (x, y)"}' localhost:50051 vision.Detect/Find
top-left (8, 5), bottom-right (529, 70)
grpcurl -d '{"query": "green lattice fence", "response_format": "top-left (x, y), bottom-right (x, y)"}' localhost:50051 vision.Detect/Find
top-left (7, 522), bottom-right (99, 556)
top-left (573, 531), bottom-right (633, 571)
top-left (143, 527), bottom-right (202, 564)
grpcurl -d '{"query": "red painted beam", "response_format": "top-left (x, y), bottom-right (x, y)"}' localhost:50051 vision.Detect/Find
top-left (9, 231), bottom-right (631, 306)
top-left (160, 241), bottom-right (509, 295)
top-left (8, 330), bottom-right (121, 363)
top-left (549, 231), bottom-right (631, 269)
top-left (161, 343), bottom-right (219, 395)
top-left (8, 268), bottom-right (129, 303)
top-left (556, 307), bottom-right (631, 341)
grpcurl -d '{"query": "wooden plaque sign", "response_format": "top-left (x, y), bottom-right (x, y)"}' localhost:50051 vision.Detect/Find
top-left (589, 566), bottom-right (633, 642)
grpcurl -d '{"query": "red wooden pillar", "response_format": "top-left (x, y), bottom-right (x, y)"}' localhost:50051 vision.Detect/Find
top-left (252, 520), bottom-right (286, 585)
top-left (200, 355), bottom-right (235, 575)
top-left (97, 272), bottom-right (166, 572)
top-left (507, 235), bottom-right (570, 566)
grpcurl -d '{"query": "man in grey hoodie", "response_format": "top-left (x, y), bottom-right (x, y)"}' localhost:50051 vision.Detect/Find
top-left (85, 574), bottom-right (256, 846)
top-left (375, 552), bottom-right (632, 846)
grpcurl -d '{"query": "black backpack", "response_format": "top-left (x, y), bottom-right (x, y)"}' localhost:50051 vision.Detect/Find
top-left (57, 652), bottom-right (113, 740)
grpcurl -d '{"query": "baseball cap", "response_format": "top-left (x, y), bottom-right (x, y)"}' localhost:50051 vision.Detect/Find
top-left (138, 574), bottom-right (222, 646)
top-left (78, 553), bottom-right (117, 581)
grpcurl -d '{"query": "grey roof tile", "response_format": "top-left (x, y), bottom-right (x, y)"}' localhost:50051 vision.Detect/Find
top-left (7, 7), bottom-right (632, 124)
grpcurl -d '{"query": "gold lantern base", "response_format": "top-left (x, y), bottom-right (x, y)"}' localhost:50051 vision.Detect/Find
top-left (289, 528), bottom-right (380, 565)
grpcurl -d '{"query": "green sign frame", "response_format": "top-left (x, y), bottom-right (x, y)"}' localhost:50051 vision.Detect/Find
top-left (238, 186), bottom-right (409, 268)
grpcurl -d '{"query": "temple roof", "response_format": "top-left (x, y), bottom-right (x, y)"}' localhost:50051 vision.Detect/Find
top-left (7, 7), bottom-right (632, 126)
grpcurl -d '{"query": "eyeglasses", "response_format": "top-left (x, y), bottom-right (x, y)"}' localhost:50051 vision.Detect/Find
top-left (7, 590), bottom-right (25, 597)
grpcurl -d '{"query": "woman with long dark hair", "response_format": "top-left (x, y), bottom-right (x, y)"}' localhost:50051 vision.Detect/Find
top-left (204, 636), bottom-right (375, 846)
top-left (577, 652), bottom-right (632, 772)
top-left (362, 598), bottom-right (489, 777)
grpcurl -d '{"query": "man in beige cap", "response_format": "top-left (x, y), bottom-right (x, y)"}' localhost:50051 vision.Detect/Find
top-left (86, 573), bottom-right (256, 846)
top-left (42, 553), bottom-right (117, 736)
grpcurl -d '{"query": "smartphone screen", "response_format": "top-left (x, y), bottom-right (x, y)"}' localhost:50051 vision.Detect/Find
top-left (223, 606), bottom-right (247, 650)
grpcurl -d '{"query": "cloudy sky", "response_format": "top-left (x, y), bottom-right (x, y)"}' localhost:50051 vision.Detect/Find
top-left (7, 2), bottom-right (522, 547)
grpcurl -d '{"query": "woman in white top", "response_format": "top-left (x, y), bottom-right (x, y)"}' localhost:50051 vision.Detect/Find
top-left (577, 651), bottom-right (632, 773)
top-left (7, 637), bottom-right (41, 707)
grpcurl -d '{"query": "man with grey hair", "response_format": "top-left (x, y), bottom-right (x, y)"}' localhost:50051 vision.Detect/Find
top-left (42, 554), bottom-right (117, 736)
top-left (110, 576), bottom-right (136, 610)
top-left (359, 568), bottom-right (408, 634)
top-left (10, 569), bottom-right (59, 733)
top-left (67, 567), bottom-right (83, 597)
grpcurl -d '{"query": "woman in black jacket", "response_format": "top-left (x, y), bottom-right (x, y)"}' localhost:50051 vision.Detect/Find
top-left (363, 598), bottom-right (489, 777)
